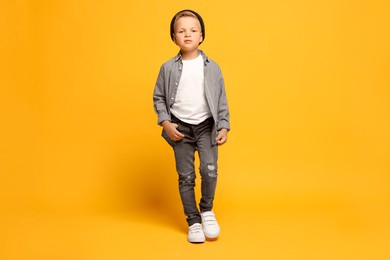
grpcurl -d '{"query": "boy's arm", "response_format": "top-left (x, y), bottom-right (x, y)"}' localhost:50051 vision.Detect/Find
top-left (217, 69), bottom-right (230, 131)
top-left (153, 65), bottom-right (171, 125)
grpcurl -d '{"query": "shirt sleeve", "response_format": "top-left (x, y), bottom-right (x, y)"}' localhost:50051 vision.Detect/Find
top-left (153, 65), bottom-right (171, 125)
top-left (217, 68), bottom-right (230, 131)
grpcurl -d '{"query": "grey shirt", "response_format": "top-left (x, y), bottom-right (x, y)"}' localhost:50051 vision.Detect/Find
top-left (153, 50), bottom-right (230, 144)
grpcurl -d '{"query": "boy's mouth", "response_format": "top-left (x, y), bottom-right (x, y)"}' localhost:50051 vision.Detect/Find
top-left (184, 40), bottom-right (192, 43)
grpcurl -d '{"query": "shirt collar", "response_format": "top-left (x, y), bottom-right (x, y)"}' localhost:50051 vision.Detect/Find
top-left (174, 50), bottom-right (209, 63)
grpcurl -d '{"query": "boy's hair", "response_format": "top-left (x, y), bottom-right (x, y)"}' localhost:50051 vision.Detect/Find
top-left (170, 10), bottom-right (205, 45)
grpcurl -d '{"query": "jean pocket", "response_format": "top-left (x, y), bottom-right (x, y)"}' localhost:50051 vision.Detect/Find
top-left (161, 129), bottom-right (175, 147)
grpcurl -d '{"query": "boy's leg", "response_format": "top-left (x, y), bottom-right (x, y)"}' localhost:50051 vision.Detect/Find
top-left (195, 119), bottom-right (221, 238)
top-left (173, 125), bottom-right (201, 226)
top-left (195, 119), bottom-right (218, 212)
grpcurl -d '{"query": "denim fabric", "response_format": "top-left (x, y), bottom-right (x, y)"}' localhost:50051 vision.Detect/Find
top-left (166, 116), bottom-right (218, 226)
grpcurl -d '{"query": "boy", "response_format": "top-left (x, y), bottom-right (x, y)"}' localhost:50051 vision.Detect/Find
top-left (153, 10), bottom-right (230, 243)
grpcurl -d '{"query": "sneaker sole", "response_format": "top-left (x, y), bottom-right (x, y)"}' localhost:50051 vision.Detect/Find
top-left (203, 231), bottom-right (220, 239)
top-left (188, 238), bottom-right (205, 243)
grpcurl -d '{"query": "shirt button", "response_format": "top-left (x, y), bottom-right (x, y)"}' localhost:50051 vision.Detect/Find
top-left (175, 82), bottom-right (178, 85)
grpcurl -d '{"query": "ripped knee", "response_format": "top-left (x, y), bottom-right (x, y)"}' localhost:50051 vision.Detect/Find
top-left (179, 173), bottom-right (196, 186)
top-left (202, 163), bottom-right (218, 178)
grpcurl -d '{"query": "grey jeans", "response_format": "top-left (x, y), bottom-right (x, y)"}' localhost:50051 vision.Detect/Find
top-left (162, 116), bottom-right (218, 226)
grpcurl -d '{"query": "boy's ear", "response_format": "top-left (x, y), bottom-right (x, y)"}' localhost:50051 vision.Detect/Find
top-left (199, 34), bottom-right (203, 43)
top-left (172, 34), bottom-right (178, 45)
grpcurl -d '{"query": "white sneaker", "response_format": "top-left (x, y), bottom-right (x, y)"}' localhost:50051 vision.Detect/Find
top-left (188, 223), bottom-right (205, 243)
top-left (201, 211), bottom-right (220, 238)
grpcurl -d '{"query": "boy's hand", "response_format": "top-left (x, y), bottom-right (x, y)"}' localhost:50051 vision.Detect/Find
top-left (216, 128), bottom-right (228, 146)
top-left (162, 120), bottom-right (185, 141)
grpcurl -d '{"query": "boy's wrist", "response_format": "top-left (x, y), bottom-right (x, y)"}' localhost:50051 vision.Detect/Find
top-left (162, 120), bottom-right (171, 126)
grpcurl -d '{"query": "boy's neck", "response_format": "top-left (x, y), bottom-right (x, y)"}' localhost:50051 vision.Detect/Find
top-left (181, 49), bottom-right (200, 60)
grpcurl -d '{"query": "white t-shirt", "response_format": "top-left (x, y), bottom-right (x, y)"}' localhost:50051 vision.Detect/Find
top-left (171, 54), bottom-right (212, 125)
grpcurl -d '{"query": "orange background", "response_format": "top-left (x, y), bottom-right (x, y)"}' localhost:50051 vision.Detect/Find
top-left (1, 0), bottom-right (389, 259)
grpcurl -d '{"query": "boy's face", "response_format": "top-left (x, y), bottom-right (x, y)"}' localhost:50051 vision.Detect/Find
top-left (173, 17), bottom-right (203, 53)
